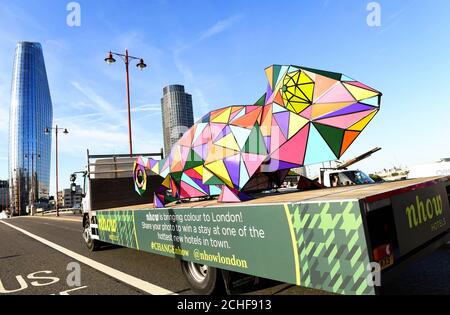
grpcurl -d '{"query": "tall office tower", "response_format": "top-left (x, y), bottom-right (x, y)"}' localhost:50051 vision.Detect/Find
top-left (9, 42), bottom-right (53, 215)
top-left (161, 85), bottom-right (194, 156)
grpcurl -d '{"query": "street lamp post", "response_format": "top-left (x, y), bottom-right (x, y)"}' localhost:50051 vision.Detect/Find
top-left (45, 125), bottom-right (68, 217)
top-left (104, 50), bottom-right (147, 156)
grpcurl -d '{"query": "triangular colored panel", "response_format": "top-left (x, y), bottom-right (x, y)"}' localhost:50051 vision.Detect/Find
top-left (205, 145), bottom-right (239, 164)
top-left (204, 160), bottom-right (233, 187)
top-left (231, 106), bottom-right (262, 128)
top-left (254, 93), bottom-right (266, 106)
top-left (238, 157), bottom-right (249, 188)
top-left (272, 65), bottom-right (282, 90)
top-left (260, 159), bottom-right (300, 172)
top-left (181, 173), bottom-right (207, 195)
top-left (210, 185), bottom-right (221, 196)
top-left (193, 124), bottom-right (211, 146)
top-left (310, 102), bottom-right (354, 120)
top-left (184, 149), bottom-right (204, 170)
top-left (265, 66), bottom-right (274, 90)
top-left (313, 123), bottom-right (345, 158)
top-left (304, 124), bottom-right (337, 165)
top-left (180, 180), bottom-right (207, 198)
top-left (219, 185), bottom-right (241, 203)
top-left (340, 130), bottom-right (360, 156)
top-left (200, 112), bottom-right (210, 123)
top-left (224, 154), bottom-right (241, 187)
top-left (344, 81), bottom-right (379, 93)
top-left (185, 167), bottom-right (202, 180)
top-left (315, 110), bottom-right (376, 129)
top-left (317, 103), bottom-right (376, 120)
top-left (192, 123), bottom-right (208, 145)
top-left (314, 82), bottom-right (355, 104)
top-left (360, 96), bottom-right (380, 107)
top-left (211, 107), bottom-right (232, 123)
top-left (273, 112), bottom-right (290, 139)
top-left (348, 110), bottom-right (378, 131)
top-left (340, 74), bottom-right (355, 82)
top-left (214, 132), bottom-right (240, 151)
top-left (260, 105), bottom-right (273, 137)
top-left (161, 175), bottom-right (171, 188)
top-left (272, 124), bottom-right (309, 165)
top-left (270, 121), bottom-right (287, 154)
top-left (300, 67), bottom-right (342, 80)
top-left (288, 113), bottom-right (309, 139)
top-left (272, 102), bottom-right (287, 113)
top-left (210, 123), bottom-right (228, 142)
top-left (192, 143), bottom-right (208, 161)
top-left (299, 105), bottom-right (313, 119)
top-left (273, 91), bottom-right (284, 106)
top-left (241, 153), bottom-right (266, 177)
top-left (154, 193), bottom-right (164, 208)
top-left (243, 124), bottom-right (267, 155)
top-left (178, 124), bottom-right (197, 147)
top-left (230, 125), bottom-right (252, 150)
top-left (343, 83), bottom-right (379, 102)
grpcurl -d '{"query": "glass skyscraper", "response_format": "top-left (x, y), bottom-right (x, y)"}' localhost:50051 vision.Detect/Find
top-left (161, 85), bottom-right (194, 156)
top-left (9, 42), bottom-right (53, 215)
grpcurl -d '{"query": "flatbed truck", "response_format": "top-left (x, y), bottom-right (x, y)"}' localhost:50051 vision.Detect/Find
top-left (80, 152), bottom-right (450, 295)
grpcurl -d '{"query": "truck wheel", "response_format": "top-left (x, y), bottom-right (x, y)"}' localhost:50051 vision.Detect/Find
top-left (180, 261), bottom-right (224, 295)
top-left (83, 220), bottom-right (101, 252)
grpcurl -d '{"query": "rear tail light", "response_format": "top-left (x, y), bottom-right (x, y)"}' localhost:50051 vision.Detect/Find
top-left (373, 244), bottom-right (392, 261)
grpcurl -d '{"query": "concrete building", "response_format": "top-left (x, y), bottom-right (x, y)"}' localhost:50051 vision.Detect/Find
top-left (161, 85), bottom-right (194, 157)
top-left (8, 42), bottom-right (53, 215)
top-left (58, 185), bottom-right (83, 208)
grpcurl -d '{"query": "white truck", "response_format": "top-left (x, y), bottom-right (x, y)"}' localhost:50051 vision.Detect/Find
top-left (298, 147), bottom-right (381, 189)
top-left (408, 158), bottom-right (450, 179)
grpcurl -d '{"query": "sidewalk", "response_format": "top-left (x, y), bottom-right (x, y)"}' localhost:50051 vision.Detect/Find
top-left (15, 212), bottom-right (82, 223)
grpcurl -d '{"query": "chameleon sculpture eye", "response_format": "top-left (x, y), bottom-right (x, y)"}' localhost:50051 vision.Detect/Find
top-left (133, 162), bottom-right (147, 196)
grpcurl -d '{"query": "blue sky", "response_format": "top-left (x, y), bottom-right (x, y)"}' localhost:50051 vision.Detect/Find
top-left (0, 0), bottom-right (449, 194)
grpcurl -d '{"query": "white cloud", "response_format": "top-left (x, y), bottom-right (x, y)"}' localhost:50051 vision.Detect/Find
top-left (70, 81), bottom-right (124, 123)
top-left (54, 81), bottom-right (163, 158)
top-left (173, 14), bottom-right (244, 114)
top-left (199, 15), bottom-right (243, 41)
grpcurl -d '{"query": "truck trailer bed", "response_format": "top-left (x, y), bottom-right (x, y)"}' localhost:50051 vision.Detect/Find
top-left (89, 175), bottom-right (450, 295)
top-left (107, 176), bottom-right (445, 211)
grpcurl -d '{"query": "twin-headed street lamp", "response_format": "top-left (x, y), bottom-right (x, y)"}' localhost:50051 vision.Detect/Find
top-left (104, 50), bottom-right (147, 156)
top-left (45, 125), bottom-right (68, 217)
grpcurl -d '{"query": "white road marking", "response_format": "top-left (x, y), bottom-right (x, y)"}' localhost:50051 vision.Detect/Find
top-left (0, 220), bottom-right (176, 295)
top-left (54, 286), bottom-right (89, 295)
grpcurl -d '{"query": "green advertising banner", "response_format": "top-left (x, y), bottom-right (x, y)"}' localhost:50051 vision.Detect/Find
top-left (96, 200), bottom-right (374, 295)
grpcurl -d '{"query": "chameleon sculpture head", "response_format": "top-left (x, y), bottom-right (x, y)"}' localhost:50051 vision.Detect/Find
top-left (134, 65), bottom-right (382, 208)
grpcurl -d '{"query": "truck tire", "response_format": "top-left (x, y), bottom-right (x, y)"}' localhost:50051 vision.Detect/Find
top-left (83, 219), bottom-right (101, 252)
top-left (180, 261), bottom-right (224, 295)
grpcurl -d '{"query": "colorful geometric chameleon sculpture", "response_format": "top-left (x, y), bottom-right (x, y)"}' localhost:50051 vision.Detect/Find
top-left (134, 65), bottom-right (382, 208)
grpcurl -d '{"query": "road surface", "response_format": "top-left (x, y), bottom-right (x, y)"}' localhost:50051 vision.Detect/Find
top-left (0, 215), bottom-right (449, 295)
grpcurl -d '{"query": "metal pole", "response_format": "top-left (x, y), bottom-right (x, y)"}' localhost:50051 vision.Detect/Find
top-left (18, 169), bottom-right (21, 216)
top-left (55, 126), bottom-right (59, 217)
top-left (31, 154), bottom-right (35, 216)
top-left (125, 49), bottom-right (133, 157)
